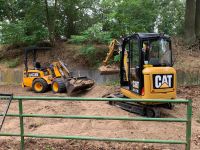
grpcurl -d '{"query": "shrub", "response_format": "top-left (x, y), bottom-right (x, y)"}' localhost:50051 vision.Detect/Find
top-left (83, 23), bottom-right (112, 44)
top-left (80, 45), bottom-right (96, 56)
top-left (5, 58), bottom-right (20, 68)
top-left (0, 20), bottom-right (48, 46)
top-left (68, 35), bottom-right (87, 44)
top-left (114, 54), bottom-right (120, 63)
top-left (70, 23), bottom-right (112, 44)
top-left (78, 45), bottom-right (102, 65)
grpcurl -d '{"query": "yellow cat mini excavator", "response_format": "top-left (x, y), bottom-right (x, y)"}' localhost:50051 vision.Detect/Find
top-left (106, 33), bottom-right (176, 117)
top-left (22, 46), bottom-right (94, 94)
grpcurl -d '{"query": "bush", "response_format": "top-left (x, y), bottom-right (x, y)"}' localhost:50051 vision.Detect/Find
top-left (5, 58), bottom-right (20, 68)
top-left (78, 45), bottom-right (104, 66)
top-left (70, 23), bottom-right (112, 44)
top-left (80, 45), bottom-right (96, 56)
top-left (69, 35), bottom-right (87, 44)
top-left (0, 20), bottom-right (48, 46)
top-left (114, 54), bottom-right (120, 63)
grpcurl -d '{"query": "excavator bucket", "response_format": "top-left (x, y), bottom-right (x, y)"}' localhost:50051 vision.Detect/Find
top-left (65, 77), bottom-right (95, 94)
top-left (98, 65), bottom-right (119, 75)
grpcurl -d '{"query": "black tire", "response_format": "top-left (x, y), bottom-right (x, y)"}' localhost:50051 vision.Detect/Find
top-left (51, 78), bottom-right (66, 93)
top-left (32, 78), bottom-right (48, 93)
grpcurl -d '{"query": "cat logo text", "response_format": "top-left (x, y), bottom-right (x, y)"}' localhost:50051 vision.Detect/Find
top-left (153, 74), bottom-right (173, 89)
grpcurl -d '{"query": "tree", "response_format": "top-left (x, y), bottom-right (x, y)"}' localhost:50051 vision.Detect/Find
top-left (156, 0), bottom-right (185, 35)
top-left (184, 0), bottom-right (196, 43)
top-left (110, 0), bottom-right (158, 36)
top-left (0, 0), bottom-right (48, 45)
top-left (195, 0), bottom-right (200, 39)
top-left (184, 0), bottom-right (200, 44)
top-left (44, 0), bottom-right (58, 45)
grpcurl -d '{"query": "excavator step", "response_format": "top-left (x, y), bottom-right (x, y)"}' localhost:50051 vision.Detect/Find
top-left (0, 94), bottom-right (13, 131)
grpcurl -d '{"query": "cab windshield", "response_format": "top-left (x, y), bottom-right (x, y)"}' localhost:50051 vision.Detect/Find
top-left (143, 39), bottom-right (172, 66)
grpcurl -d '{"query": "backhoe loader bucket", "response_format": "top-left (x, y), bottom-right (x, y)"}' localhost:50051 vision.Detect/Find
top-left (65, 77), bottom-right (95, 94)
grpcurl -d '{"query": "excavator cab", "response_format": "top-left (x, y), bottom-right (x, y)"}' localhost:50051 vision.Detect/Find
top-left (120, 33), bottom-right (176, 100)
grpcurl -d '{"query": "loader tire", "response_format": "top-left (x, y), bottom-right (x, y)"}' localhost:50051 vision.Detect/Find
top-left (51, 78), bottom-right (66, 93)
top-left (32, 78), bottom-right (48, 93)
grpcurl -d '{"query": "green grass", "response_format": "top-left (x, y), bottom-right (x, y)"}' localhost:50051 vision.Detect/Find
top-left (103, 80), bottom-right (119, 86)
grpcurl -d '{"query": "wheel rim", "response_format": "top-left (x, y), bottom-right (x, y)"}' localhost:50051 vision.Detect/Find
top-left (53, 82), bottom-right (59, 92)
top-left (34, 82), bottom-right (43, 92)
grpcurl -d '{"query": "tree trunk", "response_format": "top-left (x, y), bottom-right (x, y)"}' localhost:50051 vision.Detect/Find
top-left (184, 0), bottom-right (196, 43)
top-left (44, 0), bottom-right (55, 45)
top-left (54, 0), bottom-right (58, 39)
top-left (66, 16), bottom-right (76, 38)
top-left (195, 0), bottom-right (200, 39)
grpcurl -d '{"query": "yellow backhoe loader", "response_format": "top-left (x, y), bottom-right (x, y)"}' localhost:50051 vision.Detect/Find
top-left (22, 46), bottom-right (94, 94)
top-left (105, 33), bottom-right (176, 117)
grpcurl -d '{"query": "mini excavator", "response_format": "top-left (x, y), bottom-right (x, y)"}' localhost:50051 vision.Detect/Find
top-left (106, 33), bottom-right (176, 117)
top-left (22, 46), bottom-right (94, 94)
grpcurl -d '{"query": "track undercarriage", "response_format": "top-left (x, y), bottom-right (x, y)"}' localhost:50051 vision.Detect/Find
top-left (105, 93), bottom-right (173, 118)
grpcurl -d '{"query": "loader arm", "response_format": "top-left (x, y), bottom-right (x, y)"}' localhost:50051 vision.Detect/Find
top-left (52, 60), bottom-right (71, 79)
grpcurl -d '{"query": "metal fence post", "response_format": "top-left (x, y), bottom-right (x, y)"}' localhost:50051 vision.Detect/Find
top-left (18, 99), bottom-right (25, 150)
top-left (186, 99), bottom-right (192, 150)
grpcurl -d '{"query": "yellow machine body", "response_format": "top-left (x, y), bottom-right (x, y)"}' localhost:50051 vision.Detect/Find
top-left (119, 33), bottom-right (177, 105)
top-left (22, 69), bottom-right (52, 88)
top-left (121, 66), bottom-right (176, 104)
top-left (22, 60), bottom-right (94, 93)
top-left (22, 61), bottom-right (67, 89)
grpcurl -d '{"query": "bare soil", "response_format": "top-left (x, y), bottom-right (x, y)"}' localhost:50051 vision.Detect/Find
top-left (0, 85), bottom-right (200, 150)
top-left (172, 38), bottom-right (200, 72)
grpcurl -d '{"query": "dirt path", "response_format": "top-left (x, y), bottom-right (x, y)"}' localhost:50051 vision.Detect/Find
top-left (0, 85), bottom-right (200, 150)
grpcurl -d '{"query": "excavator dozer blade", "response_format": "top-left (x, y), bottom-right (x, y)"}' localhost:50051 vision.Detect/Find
top-left (66, 77), bottom-right (95, 94)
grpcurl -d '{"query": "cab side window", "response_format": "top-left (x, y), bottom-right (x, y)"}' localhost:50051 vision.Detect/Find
top-left (130, 39), bottom-right (139, 81)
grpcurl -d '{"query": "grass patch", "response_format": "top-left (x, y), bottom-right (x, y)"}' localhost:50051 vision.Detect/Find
top-left (104, 80), bottom-right (119, 86)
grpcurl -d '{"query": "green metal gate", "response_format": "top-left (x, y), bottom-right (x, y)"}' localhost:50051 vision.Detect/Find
top-left (0, 96), bottom-right (192, 150)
